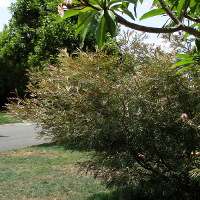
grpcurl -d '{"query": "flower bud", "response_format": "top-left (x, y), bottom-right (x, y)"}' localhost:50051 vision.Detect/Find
top-left (181, 113), bottom-right (188, 120)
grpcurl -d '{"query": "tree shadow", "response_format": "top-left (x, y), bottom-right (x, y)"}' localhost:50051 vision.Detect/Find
top-left (87, 190), bottom-right (121, 200)
top-left (87, 189), bottom-right (153, 200)
top-left (30, 142), bottom-right (56, 148)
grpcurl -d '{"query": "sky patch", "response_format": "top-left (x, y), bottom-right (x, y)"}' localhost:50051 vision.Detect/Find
top-left (0, 0), bottom-right (11, 8)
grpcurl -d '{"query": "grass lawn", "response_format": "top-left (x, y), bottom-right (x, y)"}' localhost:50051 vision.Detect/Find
top-left (0, 144), bottom-right (119, 200)
top-left (0, 112), bottom-right (20, 125)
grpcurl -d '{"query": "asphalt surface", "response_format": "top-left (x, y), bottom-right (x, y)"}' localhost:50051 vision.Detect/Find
top-left (0, 124), bottom-right (46, 151)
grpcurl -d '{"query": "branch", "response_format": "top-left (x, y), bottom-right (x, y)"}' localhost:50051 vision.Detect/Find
top-left (116, 14), bottom-right (182, 34)
top-left (181, 26), bottom-right (200, 38)
top-left (116, 14), bottom-right (200, 38)
top-left (158, 0), bottom-right (182, 25)
top-left (78, 0), bottom-right (100, 10)
top-left (184, 13), bottom-right (200, 23)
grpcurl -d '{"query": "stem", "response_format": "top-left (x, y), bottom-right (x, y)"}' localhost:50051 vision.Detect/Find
top-left (158, 0), bottom-right (182, 25)
top-left (184, 13), bottom-right (200, 23)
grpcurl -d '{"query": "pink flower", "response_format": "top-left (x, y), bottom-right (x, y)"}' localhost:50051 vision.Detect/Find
top-left (181, 113), bottom-right (188, 120)
top-left (65, 0), bottom-right (73, 4)
top-left (132, 75), bottom-right (138, 81)
top-left (58, 2), bottom-right (72, 17)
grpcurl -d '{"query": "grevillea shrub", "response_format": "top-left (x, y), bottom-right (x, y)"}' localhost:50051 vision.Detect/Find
top-left (8, 50), bottom-right (200, 199)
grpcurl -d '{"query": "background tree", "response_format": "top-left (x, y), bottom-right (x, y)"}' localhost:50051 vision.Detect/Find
top-left (0, 0), bottom-right (95, 108)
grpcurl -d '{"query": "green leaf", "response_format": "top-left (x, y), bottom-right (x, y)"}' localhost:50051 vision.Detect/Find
top-left (152, 0), bottom-right (159, 6)
top-left (175, 54), bottom-right (191, 59)
top-left (140, 8), bottom-right (166, 20)
top-left (108, 0), bottom-right (137, 7)
top-left (91, 10), bottom-right (104, 35)
top-left (62, 9), bottom-right (81, 19)
top-left (75, 10), bottom-right (98, 46)
top-left (104, 10), bottom-right (116, 37)
top-left (195, 38), bottom-right (200, 52)
top-left (58, 7), bottom-right (95, 22)
top-left (176, 0), bottom-right (185, 17)
top-left (122, 2), bottom-right (129, 9)
top-left (111, 3), bottom-right (135, 20)
top-left (75, 12), bottom-right (94, 38)
top-left (190, 0), bottom-right (196, 7)
top-left (122, 7), bottom-right (135, 20)
top-left (96, 11), bottom-right (106, 48)
top-left (172, 59), bottom-right (195, 68)
top-left (176, 65), bottom-right (193, 74)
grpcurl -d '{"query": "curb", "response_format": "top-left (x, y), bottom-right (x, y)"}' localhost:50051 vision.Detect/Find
top-left (0, 123), bottom-right (34, 126)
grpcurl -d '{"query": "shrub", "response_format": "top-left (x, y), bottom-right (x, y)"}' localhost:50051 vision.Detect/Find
top-left (8, 47), bottom-right (200, 199)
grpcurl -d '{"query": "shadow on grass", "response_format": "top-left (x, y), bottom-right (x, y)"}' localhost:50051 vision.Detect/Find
top-left (87, 190), bottom-right (121, 200)
top-left (30, 142), bottom-right (57, 149)
top-left (32, 142), bottom-right (56, 147)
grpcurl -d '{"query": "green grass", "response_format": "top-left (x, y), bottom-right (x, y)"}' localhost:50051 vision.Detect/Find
top-left (0, 112), bottom-right (20, 125)
top-left (0, 144), bottom-right (119, 200)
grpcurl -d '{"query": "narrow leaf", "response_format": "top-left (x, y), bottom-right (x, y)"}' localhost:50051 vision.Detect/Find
top-left (96, 11), bottom-right (106, 48)
top-left (175, 54), bottom-right (191, 58)
top-left (177, 0), bottom-right (185, 17)
top-left (104, 10), bottom-right (116, 37)
top-left (75, 12), bottom-right (93, 37)
top-left (62, 9), bottom-right (81, 19)
top-left (172, 59), bottom-right (195, 68)
top-left (176, 65), bottom-right (193, 74)
top-left (140, 8), bottom-right (166, 20)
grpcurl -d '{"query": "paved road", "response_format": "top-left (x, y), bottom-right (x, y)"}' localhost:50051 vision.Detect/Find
top-left (0, 124), bottom-right (46, 151)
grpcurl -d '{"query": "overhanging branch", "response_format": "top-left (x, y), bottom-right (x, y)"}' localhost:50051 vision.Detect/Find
top-left (116, 14), bottom-right (200, 38)
top-left (116, 14), bottom-right (181, 34)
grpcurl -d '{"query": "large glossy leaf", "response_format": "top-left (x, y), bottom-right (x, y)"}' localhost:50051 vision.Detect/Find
top-left (96, 11), bottom-right (107, 48)
top-left (111, 6), bottom-right (135, 20)
top-left (104, 10), bottom-right (116, 37)
top-left (60, 7), bottom-right (95, 21)
top-left (140, 8), bottom-right (166, 20)
top-left (75, 11), bottom-right (97, 38)
top-left (96, 15), bottom-right (107, 48)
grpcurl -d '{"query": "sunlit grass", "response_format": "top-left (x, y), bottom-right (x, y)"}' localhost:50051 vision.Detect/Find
top-left (0, 144), bottom-right (119, 200)
top-left (0, 112), bottom-right (20, 125)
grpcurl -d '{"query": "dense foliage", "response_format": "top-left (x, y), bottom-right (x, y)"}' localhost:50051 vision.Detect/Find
top-left (0, 0), bottom-right (95, 107)
top-left (61, 0), bottom-right (200, 44)
top-left (9, 36), bottom-right (200, 199)
top-left (60, 0), bottom-right (200, 72)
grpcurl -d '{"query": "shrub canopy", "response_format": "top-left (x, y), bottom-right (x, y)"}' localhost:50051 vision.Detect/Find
top-left (9, 44), bottom-right (200, 198)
